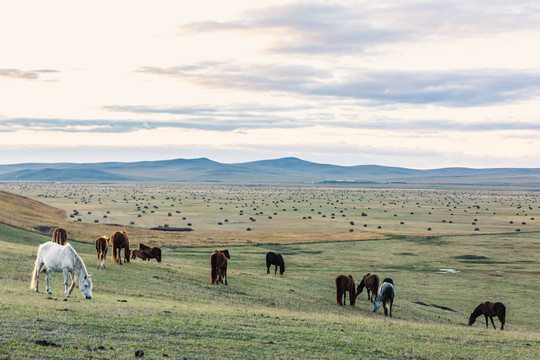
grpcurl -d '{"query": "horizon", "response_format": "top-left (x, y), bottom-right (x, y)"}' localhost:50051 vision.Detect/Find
top-left (1, 1), bottom-right (539, 169)
top-left (0, 155), bottom-right (537, 171)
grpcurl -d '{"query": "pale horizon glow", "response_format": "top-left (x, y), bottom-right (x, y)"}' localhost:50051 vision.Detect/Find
top-left (1, 1), bottom-right (539, 169)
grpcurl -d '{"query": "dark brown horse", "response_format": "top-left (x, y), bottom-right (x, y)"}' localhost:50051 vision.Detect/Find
top-left (335, 274), bottom-right (356, 306)
top-left (52, 227), bottom-right (67, 245)
top-left (266, 252), bottom-right (285, 275)
top-left (139, 243), bottom-right (162, 262)
top-left (210, 249), bottom-right (230, 285)
top-left (468, 302), bottom-right (506, 330)
top-left (111, 231), bottom-right (130, 265)
top-left (356, 273), bottom-right (379, 303)
top-left (131, 249), bottom-right (149, 261)
top-left (95, 236), bottom-right (109, 269)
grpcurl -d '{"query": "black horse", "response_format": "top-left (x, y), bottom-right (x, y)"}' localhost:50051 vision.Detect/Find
top-left (266, 252), bottom-right (285, 275)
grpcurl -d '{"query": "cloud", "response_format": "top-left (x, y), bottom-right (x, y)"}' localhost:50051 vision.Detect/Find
top-left (178, 1), bottom-right (539, 55)
top-left (0, 69), bottom-right (59, 80)
top-left (137, 63), bottom-right (540, 107)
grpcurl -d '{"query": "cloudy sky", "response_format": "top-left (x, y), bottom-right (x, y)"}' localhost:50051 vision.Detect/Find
top-left (1, 0), bottom-right (539, 168)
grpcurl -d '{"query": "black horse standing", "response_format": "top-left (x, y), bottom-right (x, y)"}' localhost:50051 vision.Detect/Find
top-left (266, 252), bottom-right (285, 275)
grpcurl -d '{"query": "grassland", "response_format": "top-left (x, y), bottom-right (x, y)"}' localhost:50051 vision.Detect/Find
top-left (2, 183), bottom-right (540, 245)
top-left (0, 184), bottom-right (539, 359)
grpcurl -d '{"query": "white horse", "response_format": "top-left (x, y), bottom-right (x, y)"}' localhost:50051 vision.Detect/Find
top-left (373, 279), bottom-right (395, 317)
top-left (30, 242), bottom-right (93, 299)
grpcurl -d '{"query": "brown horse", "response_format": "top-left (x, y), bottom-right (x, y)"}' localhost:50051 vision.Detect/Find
top-left (52, 227), bottom-right (67, 245)
top-left (210, 249), bottom-right (230, 285)
top-left (131, 249), bottom-right (149, 261)
top-left (356, 273), bottom-right (379, 303)
top-left (95, 236), bottom-right (109, 269)
top-left (468, 301), bottom-right (506, 330)
top-left (139, 243), bottom-right (162, 262)
top-left (335, 274), bottom-right (356, 306)
top-left (111, 231), bottom-right (130, 265)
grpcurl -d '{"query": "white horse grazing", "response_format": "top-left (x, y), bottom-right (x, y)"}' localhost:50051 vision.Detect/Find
top-left (30, 242), bottom-right (93, 299)
top-left (373, 279), bottom-right (395, 317)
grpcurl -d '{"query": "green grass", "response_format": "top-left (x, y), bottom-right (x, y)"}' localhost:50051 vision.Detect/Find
top-left (0, 223), bottom-right (538, 359)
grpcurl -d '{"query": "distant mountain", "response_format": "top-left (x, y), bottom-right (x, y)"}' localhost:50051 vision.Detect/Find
top-left (0, 157), bottom-right (540, 187)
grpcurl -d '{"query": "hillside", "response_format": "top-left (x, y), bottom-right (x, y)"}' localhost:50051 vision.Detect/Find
top-left (1, 157), bottom-right (540, 187)
top-left (1, 223), bottom-right (539, 359)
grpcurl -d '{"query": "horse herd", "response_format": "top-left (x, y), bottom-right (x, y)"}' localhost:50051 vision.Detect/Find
top-left (32, 227), bottom-right (506, 330)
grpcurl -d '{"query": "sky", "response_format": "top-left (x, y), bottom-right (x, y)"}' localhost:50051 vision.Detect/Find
top-left (0, 0), bottom-right (539, 168)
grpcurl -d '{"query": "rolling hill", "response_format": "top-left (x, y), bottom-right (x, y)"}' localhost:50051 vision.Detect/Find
top-left (0, 157), bottom-right (540, 187)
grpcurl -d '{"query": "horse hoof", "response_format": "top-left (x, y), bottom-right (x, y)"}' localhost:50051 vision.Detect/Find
top-left (47, 291), bottom-right (52, 294)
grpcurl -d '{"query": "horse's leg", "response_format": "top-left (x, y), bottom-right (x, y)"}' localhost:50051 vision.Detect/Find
top-left (484, 315), bottom-right (489, 328)
top-left (267, 265), bottom-right (270, 274)
top-left (389, 299), bottom-right (393, 318)
top-left (46, 269), bottom-right (53, 294)
top-left (224, 267), bottom-right (228, 285)
top-left (490, 316), bottom-right (496, 329)
top-left (383, 300), bottom-right (388, 317)
top-left (63, 269), bottom-right (71, 297)
top-left (498, 315), bottom-right (504, 330)
top-left (118, 247), bottom-right (122, 265)
top-left (34, 262), bottom-right (43, 292)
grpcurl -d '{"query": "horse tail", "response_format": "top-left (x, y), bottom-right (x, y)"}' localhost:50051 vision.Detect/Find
top-left (210, 252), bottom-right (218, 284)
top-left (111, 234), bottom-right (118, 264)
top-left (30, 260), bottom-right (38, 290)
top-left (373, 275), bottom-right (380, 296)
top-left (499, 303), bottom-right (506, 329)
top-left (335, 276), bottom-right (343, 305)
top-left (52, 227), bottom-right (67, 245)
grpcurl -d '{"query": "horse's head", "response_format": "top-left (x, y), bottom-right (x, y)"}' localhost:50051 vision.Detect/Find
top-left (279, 264), bottom-right (285, 275)
top-left (80, 274), bottom-right (93, 299)
top-left (373, 299), bottom-right (381, 312)
top-left (468, 313), bottom-right (476, 326)
top-left (356, 277), bottom-right (366, 295)
top-left (221, 249), bottom-right (230, 259)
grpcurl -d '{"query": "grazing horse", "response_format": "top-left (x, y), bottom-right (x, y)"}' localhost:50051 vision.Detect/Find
top-left (335, 274), bottom-right (356, 306)
top-left (95, 236), bottom-right (109, 269)
top-left (266, 252), bottom-right (285, 275)
top-left (356, 273), bottom-right (379, 303)
top-left (52, 227), bottom-right (67, 245)
top-left (111, 231), bottom-right (130, 265)
top-left (373, 279), bottom-right (395, 317)
top-left (468, 302), bottom-right (506, 330)
top-left (30, 242), bottom-right (92, 299)
top-left (131, 249), bottom-right (149, 261)
top-left (210, 249), bottom-right (230, 285)
top-left (139, 243), bottom-right (162, 262)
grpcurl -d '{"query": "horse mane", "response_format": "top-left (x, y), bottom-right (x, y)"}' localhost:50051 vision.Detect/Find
top-left (64, 244), bottom-right (89, 279)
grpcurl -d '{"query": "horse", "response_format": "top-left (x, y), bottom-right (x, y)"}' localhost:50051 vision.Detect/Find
top-left (95, 236), bottom-right (109, 269)
top-left (335, 274), bottom-right (356, 306)
top-left (468, 302), bottom-right (506, 330)
top-left (111, 231), bottom-right (130, 265)
top-left (266, 252), bottom-right (285, 275)
top-left (52, 227), bottom-right (67, 245)
top-left (373, 279), bottom-right (395, 317)
top-left (131, 249), bottom-right (149, 261)
top-left (139, 243), bottom-right (162, 262)
top-left (210, 249), bottom-right (230, 285)
top-left (30, 242), bottom-right (92, 299)
top-left (356, 273), bottom-right (379, 303)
